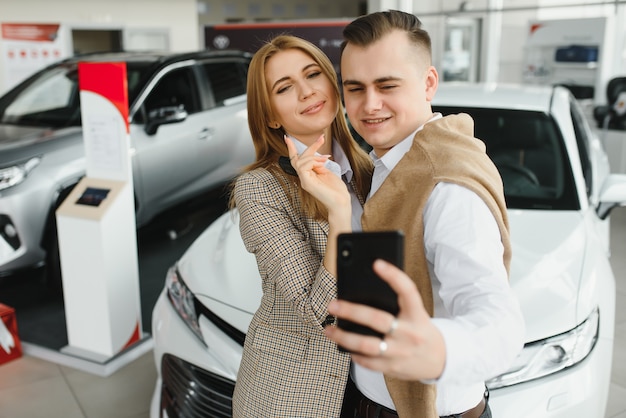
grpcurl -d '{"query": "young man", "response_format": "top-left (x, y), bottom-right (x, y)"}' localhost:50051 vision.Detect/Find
top-left (324, 10), bottom-right (526, 418)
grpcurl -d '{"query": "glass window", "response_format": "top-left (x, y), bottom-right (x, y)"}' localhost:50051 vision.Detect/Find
top-left (201, 61), bottom-right (247, 106)
top-left (143, 67), bottom-right (200, 118)
top-left (570, 99), bottom-right (593, 197)
top-left (0, 65), bottom-right (79, 127)
top-left (434, 106), bottom-right (579, 210)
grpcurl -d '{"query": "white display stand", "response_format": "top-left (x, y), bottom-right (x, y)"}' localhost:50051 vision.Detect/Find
top-left (56, 177), bottom-right (142, 361)
top-left (54, 62), bottom-right (145, 370)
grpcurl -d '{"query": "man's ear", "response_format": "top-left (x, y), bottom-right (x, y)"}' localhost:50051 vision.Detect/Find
top-left (425, 66), bottom-right (439, 102)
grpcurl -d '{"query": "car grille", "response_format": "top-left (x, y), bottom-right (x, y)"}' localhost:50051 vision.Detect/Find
top-left (160, 353), bottom-right (234, 418)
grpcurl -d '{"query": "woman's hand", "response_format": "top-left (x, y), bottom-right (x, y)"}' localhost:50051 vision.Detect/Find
top-left (285, 135), bottom-right (350, 211)
top-left (325, 260), bottom-right (446, 381)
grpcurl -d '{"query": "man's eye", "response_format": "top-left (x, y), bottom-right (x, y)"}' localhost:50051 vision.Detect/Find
top-left (346, 87), bottom-right (363, 93)
top-left (380, 85), bottom-right (397, 90)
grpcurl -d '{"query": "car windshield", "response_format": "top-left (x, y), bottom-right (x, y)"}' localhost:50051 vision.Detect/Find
top-left (0, 61), bottom-right (153, 128)
top-left (434, 106), bottom-right (579, 211)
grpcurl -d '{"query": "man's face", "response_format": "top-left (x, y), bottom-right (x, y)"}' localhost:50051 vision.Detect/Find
top-left (341, 30), bottom-right (438, 157)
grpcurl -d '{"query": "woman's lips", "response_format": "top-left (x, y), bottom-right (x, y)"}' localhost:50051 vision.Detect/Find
top-left (302, 101), bottom-right (325, 114)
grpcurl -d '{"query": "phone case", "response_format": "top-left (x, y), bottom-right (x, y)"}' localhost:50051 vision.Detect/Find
top-left (336, 231), bottom-right (404, 340)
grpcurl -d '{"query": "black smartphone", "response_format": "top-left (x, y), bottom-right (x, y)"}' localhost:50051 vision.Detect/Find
top-left (336, 231), bottom-right (404, 342)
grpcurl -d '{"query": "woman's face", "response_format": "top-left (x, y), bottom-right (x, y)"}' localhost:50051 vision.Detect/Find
top-left (265, 48), bottom-right (337, 147)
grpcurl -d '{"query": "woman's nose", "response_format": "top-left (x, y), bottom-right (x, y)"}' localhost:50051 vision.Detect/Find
top-left (299, 83), bottom-right (315, 100)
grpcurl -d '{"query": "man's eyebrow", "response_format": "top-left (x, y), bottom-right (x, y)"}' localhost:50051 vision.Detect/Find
top-left (342, 79), bottom-right (363, 87)
top-left (342, 76), bottom-right (402, 86)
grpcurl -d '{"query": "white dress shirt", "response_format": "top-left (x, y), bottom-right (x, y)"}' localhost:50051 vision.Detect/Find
top-left (352, 116), bottom-right (525, 416)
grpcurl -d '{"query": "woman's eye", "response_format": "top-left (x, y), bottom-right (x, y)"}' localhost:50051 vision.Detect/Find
top-left (276, 85), bottom-right (291, 94)
top-left (307, 71), bottom-right (321, 79)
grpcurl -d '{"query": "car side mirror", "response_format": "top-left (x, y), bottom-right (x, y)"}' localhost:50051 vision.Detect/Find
top-left (145, 104), bottom-right (188, 135)
top-left (596, 173), bottom-right (626, 219)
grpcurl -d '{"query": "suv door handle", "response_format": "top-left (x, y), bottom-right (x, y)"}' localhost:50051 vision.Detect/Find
top-left (198, 128), bottom-right (214, 140)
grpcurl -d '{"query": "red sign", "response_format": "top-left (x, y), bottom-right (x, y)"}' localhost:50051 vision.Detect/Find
top-left (78, 62), bottom-right (130, 133)
top-left (1, 23), bottom-right (60, 42)
top-left (0, 304), bottom-right (23, 365)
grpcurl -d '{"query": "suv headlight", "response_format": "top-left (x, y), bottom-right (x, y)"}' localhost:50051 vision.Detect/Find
top-left (165, 265), bottom-right (205, 345)
top-left (487, 307), bottom-right (599, 389)
top-left (0, 157), bottom-right (41, 191)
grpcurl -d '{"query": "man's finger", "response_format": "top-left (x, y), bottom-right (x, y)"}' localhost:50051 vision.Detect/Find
top-left (326, 299), bottom-right (395, 337)
top-left (372, 259), bottom-right (426, 320)
top-left (324, 325), bottom-right (381, 356)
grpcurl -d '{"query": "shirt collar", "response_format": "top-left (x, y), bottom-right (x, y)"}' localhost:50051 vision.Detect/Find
top-left (369, 113), bottom-right (443, 172)
top-left (287, 135), bottom-right (353, 182)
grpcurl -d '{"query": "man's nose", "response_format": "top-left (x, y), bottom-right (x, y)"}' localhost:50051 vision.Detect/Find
top-left (363, 90), bottom-right (382, 113)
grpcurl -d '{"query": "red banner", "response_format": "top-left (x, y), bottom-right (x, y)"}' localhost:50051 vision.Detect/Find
top-left (1, 23), bottom-right (60, 42)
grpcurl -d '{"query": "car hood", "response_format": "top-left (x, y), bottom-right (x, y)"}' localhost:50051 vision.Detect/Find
top-left (507, 210), bottom-right (586, 342)
top-left (177, 210), bottom-right (262, 334)
top-left (179, 209), bottom-right (588, 343)
top-left (0, 124), bottom-right (82, 163)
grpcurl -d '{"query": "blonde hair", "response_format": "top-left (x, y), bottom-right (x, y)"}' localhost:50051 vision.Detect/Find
top-left (232, 34), bottom-right (372, 219)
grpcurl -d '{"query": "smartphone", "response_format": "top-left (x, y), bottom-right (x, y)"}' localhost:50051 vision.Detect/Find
top-left (336, 231), bottom-right (404, 341)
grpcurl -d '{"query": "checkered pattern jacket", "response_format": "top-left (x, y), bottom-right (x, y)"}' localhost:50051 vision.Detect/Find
top-left (231, 165), bottom-right (353, 418)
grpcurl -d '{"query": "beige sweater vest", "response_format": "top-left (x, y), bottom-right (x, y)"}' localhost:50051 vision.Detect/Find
top-left (361, 113), bottom-right (511, 418)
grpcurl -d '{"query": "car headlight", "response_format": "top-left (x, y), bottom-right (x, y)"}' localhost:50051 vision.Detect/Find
top-left (165, 265), bottom-right (205, 345)
top-left (0, 157), bottom-right (41, 191)
top-left (487, 307), bottom-right (599, 390)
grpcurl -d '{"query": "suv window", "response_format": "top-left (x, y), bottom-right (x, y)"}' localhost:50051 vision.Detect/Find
top-left (0, 66), bottom-right (80, 127)
top-left (201, 61), bottom-right (247, 107)
top-left (143, 67), bottom-right (200, 119)
top-left (0, 60), bottom-right (153, 128)
top-left (570, 99), bottom-right (593, 197)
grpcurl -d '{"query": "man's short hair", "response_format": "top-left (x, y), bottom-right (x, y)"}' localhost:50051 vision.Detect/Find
top-left (341, 9), bottom-right (432, 58)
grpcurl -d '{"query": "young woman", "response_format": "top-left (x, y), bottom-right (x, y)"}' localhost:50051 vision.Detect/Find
top-left (230, 35), bottom-right (372, 417)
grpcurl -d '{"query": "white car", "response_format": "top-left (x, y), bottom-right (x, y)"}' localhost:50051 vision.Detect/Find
top-left (150, 83), bottom-right (626, 418)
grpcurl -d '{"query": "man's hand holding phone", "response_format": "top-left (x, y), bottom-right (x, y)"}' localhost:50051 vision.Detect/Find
top-left (336, 231), bottom-right (404, 340)
top-left (327, 257), bottom-right (446, 381)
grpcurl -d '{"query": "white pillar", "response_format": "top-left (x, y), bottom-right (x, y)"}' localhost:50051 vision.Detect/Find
top-left (484, 0), bottom-right (503, 83)
top-left (368, 0), bottom-right (413, 13)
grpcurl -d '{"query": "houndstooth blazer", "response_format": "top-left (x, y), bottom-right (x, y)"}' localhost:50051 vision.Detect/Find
top-left (231, 165), bottom-right (353, 418)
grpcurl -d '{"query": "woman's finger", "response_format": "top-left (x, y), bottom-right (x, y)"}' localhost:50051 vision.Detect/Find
top-left (284, 135), bottom-right (298, 160)
top-left (300, 134), bottom-right (325, 158)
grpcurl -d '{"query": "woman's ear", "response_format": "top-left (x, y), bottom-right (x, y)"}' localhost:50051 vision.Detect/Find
top-left (268, 121), bottom-right (281, 129)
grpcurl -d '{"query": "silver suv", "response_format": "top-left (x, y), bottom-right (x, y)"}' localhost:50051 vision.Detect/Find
top-left (0, 50), bottom-right (254, 283)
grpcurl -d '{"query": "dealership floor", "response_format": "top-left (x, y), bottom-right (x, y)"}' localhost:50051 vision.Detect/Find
top-left (1, 192), bottom-right (626, 418)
